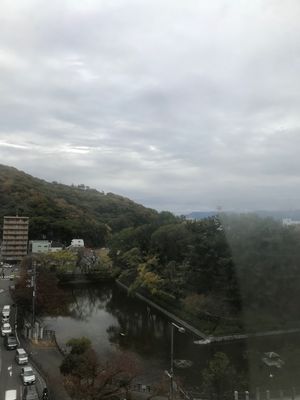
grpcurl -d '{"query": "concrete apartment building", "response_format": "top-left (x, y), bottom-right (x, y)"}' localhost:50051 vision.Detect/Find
top-left (1, 216), bottom-right (29, 263)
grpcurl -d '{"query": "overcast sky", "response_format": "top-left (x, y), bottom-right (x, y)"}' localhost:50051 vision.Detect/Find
top-left (0, 0), bottom-right (300, 213)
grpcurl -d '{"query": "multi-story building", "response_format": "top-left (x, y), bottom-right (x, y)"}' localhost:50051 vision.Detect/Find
top-left (1, 216), bottom-right (29, 263)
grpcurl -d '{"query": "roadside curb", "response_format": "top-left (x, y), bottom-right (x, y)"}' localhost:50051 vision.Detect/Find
top-left (14, 305), bottom-right (20, 347)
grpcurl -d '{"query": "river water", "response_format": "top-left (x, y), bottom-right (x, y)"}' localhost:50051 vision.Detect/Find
top-left (43, 283), bottom-right (300, 394)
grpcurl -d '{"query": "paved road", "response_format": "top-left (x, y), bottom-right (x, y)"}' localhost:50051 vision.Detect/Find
top-left (0, 277), bottom-right (45, 399)
top-left (0, 278), bottom-right (21, 399)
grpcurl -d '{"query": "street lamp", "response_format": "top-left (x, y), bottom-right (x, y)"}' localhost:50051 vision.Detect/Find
top-left (32, 261), bottom-right (37, 328)
top-left (169, 322), bottom-right (185, 400)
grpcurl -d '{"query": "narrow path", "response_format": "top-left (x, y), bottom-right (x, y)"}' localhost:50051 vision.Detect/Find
top-left (211, 327), bottom-right (300, 342)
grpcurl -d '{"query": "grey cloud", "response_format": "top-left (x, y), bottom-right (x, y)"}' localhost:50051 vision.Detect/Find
top-left (1, 0), bottom-right (300, 212)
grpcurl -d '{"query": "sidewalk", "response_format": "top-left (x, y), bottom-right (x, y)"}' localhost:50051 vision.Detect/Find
top-left (21, 339), bottom-right (71, 400)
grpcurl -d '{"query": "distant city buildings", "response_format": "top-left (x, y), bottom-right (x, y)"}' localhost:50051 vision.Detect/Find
top-left (1, 216), bottom-right (29, 263)
top-left (282, 218), bottom-right (300, 226)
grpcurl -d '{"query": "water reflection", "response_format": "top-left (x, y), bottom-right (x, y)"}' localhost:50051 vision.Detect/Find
top-left (105, 286), bottom-right (169, 358)
top-left (43, 283), bottom-right (300, 394)
top-left (68, 285), bottom-right (110, 321)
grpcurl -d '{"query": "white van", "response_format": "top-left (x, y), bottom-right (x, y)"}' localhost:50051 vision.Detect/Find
top-left (16, 348), bottom-right (28, 364)
top-left (5, 389), bottom-right (17, 400)
top-left (2, 305), bottom-right (10, 318)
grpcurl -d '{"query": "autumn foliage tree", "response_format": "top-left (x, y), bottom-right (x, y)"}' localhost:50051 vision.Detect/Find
top-left (60, 337), bottom-right (141, 400)
top-left (14, 256), bottom-right (72, 316)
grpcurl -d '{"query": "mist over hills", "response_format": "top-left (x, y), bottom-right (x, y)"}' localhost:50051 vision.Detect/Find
top-left (184, 211), bottom-right (218, 220)
top-left (0, 164), bottom-right (173, 247)
top-left (185, 210), bottom-right (300, 221)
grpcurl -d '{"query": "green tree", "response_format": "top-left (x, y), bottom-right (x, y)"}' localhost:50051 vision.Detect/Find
top-left (130, 262), bottom-right (163, 295)
top-left (60, 337), bottom-right (141, 400)
top-left (41, 250), bottom-right (77, 272)
top-left (202, 352), bottom-right (237, 400)
top-left (67, 337), bottom-right (92, 355)
top-left (150, 223), bottom-right (191, 263)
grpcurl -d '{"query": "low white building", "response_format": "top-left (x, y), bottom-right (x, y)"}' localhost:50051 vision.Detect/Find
top-left (70, 239), bottom-right (84, 248)
top-left (50, 241), bottom-right (64, 252)
top-left (29, 240), bottom-right (51, 254)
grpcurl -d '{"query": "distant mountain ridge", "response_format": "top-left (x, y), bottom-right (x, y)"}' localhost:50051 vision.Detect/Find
top-left (185, 209), bottom-right (300, 221)
top-left (0, 164), bottom-right (161, 247)
top-left (185, 211), bottom-right (218, 220)
top-left (254, 210), bottom-right (300, 220)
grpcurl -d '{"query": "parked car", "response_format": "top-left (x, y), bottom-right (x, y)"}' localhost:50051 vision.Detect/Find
top-left (5, 334), bottom-right (18, 350)
top-left (21, 365), bottom-right (36, 385)
top-left (2, 314), bottom-right (9, 323)
top-left (1, 322), bottom-right (12, 336)
top-left (2, 305), bottom-right (10, 318)
top-left (16, 348), bottom-right (28, 364)
top-left (23, 385), bottom-right (39, 400)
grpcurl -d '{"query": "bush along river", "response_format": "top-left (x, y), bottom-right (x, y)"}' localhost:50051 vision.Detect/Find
top-left (42, 283), bottom-right (300, 397)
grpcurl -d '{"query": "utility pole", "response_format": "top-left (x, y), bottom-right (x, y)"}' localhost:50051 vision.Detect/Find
top-left (32, 261), bottom-right (36, 328)
top-left (170, 323), bottom-right (174, 400)
top-left (169, 322), bottom-right (185, 400)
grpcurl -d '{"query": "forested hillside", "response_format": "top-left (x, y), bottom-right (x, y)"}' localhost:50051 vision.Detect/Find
top-left (3, 164), bottom-right (300, 334)
top-left (109, 214), bottom-right (300, 333)
top-left (0, 164), bottom-right (174, 246)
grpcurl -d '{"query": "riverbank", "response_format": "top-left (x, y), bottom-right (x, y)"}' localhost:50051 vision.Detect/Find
top-left (35, 281), bottom-right (300, 395)
top-left (116, 280), bottom-right (208, 340)
top-left (25, 334), bottom-right (168, 400)
top-left (116, 280), bottom-right (300, 343)
top-left (21, 331), bottom-right (169, 400)
top-left (57, 271), bottom-right (114, 284)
